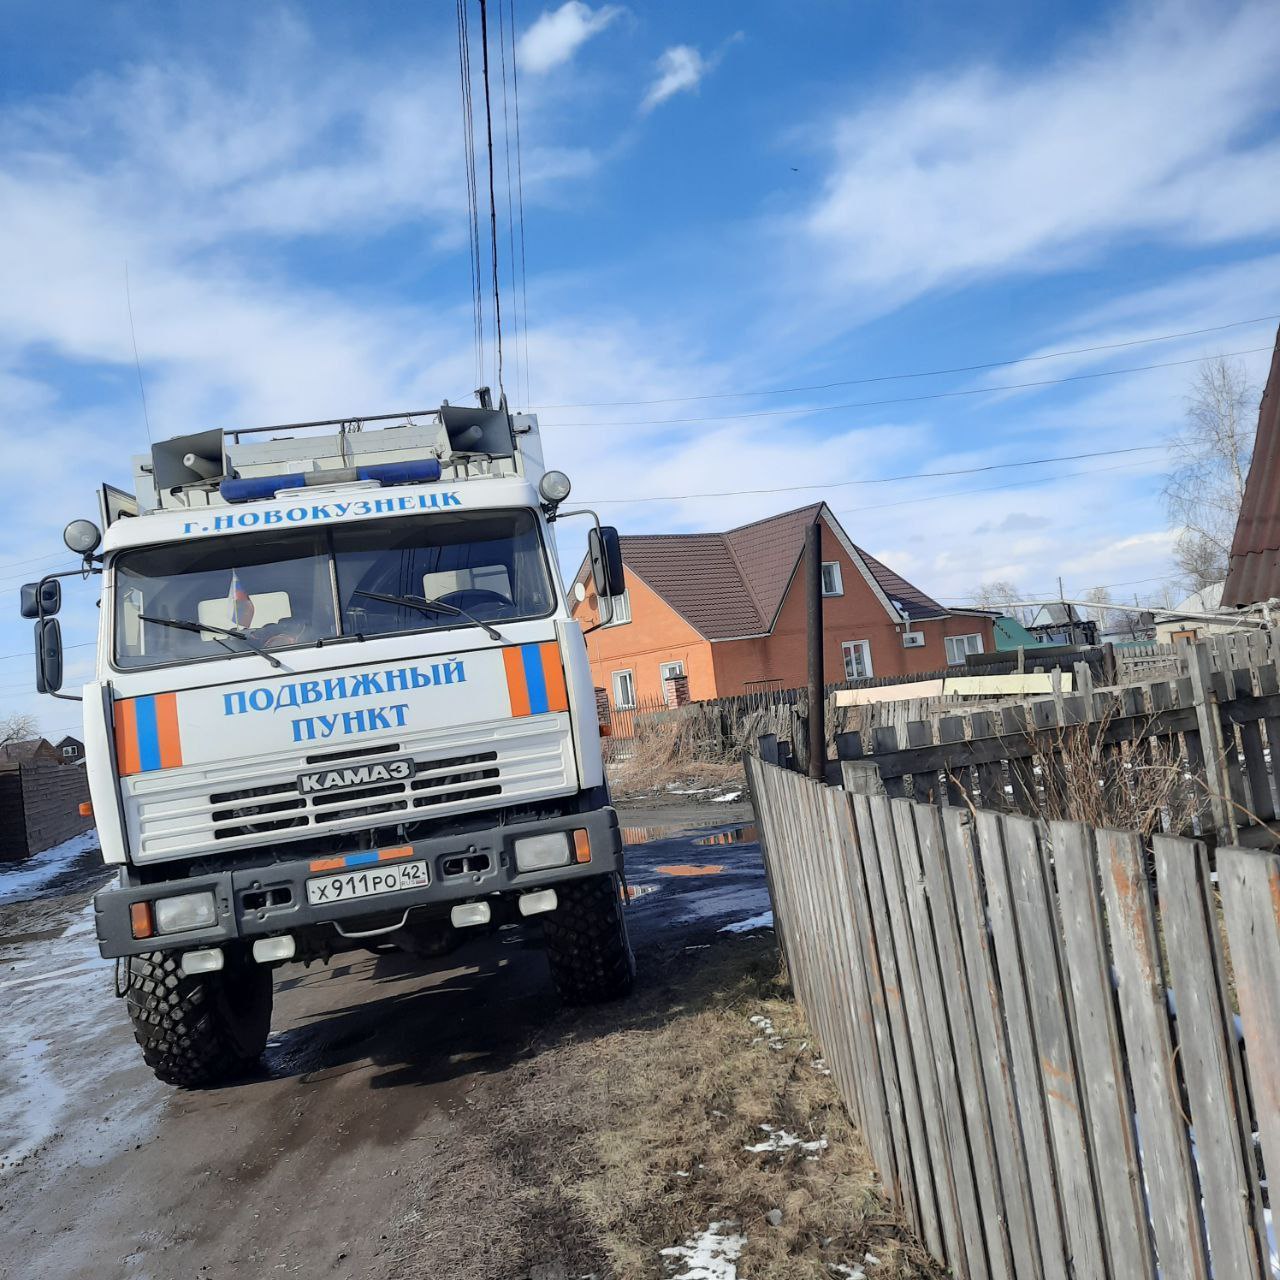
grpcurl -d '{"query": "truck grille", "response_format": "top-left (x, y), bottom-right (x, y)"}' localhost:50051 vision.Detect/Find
top-left (124, 715), bottom-right (574, 862)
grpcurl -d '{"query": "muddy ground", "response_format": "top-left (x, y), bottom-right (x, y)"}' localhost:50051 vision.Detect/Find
top-left (0, 802), bottom-right (782, 1280)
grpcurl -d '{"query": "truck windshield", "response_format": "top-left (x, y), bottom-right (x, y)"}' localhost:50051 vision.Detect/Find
top-left (113, 509), bottom-right (556, 670)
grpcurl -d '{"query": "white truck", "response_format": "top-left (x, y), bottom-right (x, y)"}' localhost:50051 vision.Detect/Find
top-left (24, 400), bottom-right (634, 1086)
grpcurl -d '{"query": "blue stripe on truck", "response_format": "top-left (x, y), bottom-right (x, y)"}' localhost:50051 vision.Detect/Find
top-left (521, 643), bottom-right (549, 714)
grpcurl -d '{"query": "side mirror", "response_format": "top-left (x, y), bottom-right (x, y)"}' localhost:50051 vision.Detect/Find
top-left (35, 617), bottom-right (64, 694)
top-left (20, 579), bottom-right (61, 619)
top-left (588, 526), bottom-right (625, 599)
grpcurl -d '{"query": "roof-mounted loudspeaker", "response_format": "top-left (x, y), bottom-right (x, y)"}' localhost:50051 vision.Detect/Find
top-left (439, 406), bottom-right (513, 457)
top-left (151, 429), bottom-right (227, 491)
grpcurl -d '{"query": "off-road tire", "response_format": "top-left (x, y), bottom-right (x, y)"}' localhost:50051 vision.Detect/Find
top-left (125, 950), bottom-right (273, 1088)
top-left (542, 872), bottom-right (635, 1004)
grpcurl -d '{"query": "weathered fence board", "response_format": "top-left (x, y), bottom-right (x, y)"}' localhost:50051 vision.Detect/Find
top-left (1154, 836), bottom-right (1267, 1279)
top-left (1217, 844), bottom-right (1280, 1246)
top-left (1050, 821), bottom-right (1156, 1279)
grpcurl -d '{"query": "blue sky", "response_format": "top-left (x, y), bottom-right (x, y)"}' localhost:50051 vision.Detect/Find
top-left (2, 0), bottom-right (1279, 738)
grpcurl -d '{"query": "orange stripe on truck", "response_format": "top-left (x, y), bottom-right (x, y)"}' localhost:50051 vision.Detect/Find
top-left (115, 698), bottom-right (140, 777)
top-left (153, 692), bottom-right (183, 769)
top-left (539, 641), bottom-right (569, 712)
top-left (503, 646), bottom-right (532, 717)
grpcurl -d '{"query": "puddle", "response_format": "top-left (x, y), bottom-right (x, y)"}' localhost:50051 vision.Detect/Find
top-left (694, 825), bottom-right (759, 847)
top-left (655, 864), bottom-right (725, 877)
top-left (620, 825), bottom-right (684, 846)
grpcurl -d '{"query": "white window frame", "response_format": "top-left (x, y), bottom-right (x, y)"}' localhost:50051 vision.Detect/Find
top-left (604, 588), bottom-right (632, 627)
top-left (659, 660), bottom-right (686, 681)
top-left (842, 639), bottom-right (873, 681)
top-left (945, 632), bottom-right (985, 665)
top-left (820, 562), bottom-right (844, 597)
top-left (611, 669), bottom-right (636, 710)
top-left (62, 745), bottom-right (76, 757)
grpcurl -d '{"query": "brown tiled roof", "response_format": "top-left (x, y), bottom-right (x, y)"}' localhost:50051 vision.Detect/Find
top-left (618, 503), bottom-right (948, 639)
top-left (855, 547), bottom-right (947, 621)
top-left (1223, 323), bottom-right (1280, 606)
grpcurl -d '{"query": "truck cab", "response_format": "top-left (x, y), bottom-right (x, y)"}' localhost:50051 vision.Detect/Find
top-left (26, 402), bottom-right (634, 1086)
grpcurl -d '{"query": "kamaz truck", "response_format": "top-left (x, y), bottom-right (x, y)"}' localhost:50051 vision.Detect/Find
top-left (24, 400), bottom-right (634, 1086)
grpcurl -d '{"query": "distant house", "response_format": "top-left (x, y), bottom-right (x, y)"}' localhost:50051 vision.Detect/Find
top-left (1153, 583), bottom-right (1240, 644)
top-left (56, 735), bottom-right (85, 763)
top-left (570, 502), bottom-right (996, 708)
top-left (1027, 603), bottom-right (1098, 647)
top-left (0, 738), bottom-right (61, 766)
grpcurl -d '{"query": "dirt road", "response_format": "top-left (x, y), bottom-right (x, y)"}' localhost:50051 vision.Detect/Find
top-left (0, 803), bottom-right (770, 1280)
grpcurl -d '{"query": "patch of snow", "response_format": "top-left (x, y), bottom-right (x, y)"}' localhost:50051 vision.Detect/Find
top-left (711, 791), bottom-right (743, 803)
top-left (747, 1013), bottom-right (786, 1050)
top-left (660, 1222), bottom-right (746, 1280)
top-left (743, 1124), bottom-right (828, 1156)
top-left (863, 1253), bottom-right (880, 1267)
top-left (829, 1266), bottom-right (867, 1280)
top-left (668, 786), bottom-right (714, 794)
top-left (0, 830), bottom-right (101, 905)
top-left (720, 910), bottom-right (774, 935)
top-left (1, 903), bottom-right (160, 1174)
top-left (812, 1058), bottom-right (832, 1076)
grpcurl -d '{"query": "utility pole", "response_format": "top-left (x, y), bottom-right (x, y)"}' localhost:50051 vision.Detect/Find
top-left (805, 522), bottom-right (826, 781)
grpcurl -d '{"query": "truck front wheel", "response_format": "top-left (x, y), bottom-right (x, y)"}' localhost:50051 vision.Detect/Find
top-left (124, 950), bottom-right (273, 1088)
top-left (542, 873), bottom-right (635, 1004)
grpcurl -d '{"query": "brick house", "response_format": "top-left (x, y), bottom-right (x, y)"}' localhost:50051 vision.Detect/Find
top-left (570, 503), bottom-right (995, 709)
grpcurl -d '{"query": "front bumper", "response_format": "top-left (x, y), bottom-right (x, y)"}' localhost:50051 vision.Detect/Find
top-left (94, 806), bottom-right (622, 959)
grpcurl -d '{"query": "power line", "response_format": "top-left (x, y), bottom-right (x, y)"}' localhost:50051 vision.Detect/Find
top-left (508, 0), bottom-right (532, 409)
top-left (456, 0), bottom-right (484, 388)
top-left (573, 444), bottom-right (1164, 505)
top-left (497, 0), bottom-right (521, 403)
top-left (828, 457), bottom-right (1157, 518)
top-left (124, 262), bottom-right (153, 444)
top-left (545, 345), bottom-right (1274, 429)
top-left (477, 0), bottom-right (506, 398)
top-left (0, 642), bottom-right (94, 663)
top-left (532, 314), bottom-right (1280, 410)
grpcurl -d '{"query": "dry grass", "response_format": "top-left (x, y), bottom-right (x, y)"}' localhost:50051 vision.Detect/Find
top-left (434, 938), bottom-right (941, 1280)
top-left (1008, 714), bottom-right (1212, 838)
top-left (605, 712), bottom-right (746, 799)
top-left (557, 945), bottom-right (934, 1279)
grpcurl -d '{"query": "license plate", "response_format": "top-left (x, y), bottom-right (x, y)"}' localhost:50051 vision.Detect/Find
top-left (306, 859), bottom-right (430, 905)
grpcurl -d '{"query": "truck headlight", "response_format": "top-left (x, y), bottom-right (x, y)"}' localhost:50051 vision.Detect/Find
top-left (154, 891), bottom-right (218, 934)
top-left (514, 832), bottom-right (571, 872)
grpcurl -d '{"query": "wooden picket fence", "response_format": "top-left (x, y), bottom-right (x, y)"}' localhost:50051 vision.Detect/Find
top-left (745, 754), bottom-right (1280, 1280)
top-left (831, 629), bottom-right (1280, 849)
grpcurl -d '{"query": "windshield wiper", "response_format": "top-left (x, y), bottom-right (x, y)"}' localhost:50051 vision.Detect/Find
top-left (352, 589), bottom-right (507, 642)
top-left (137, 614), bottom-right (287, 670)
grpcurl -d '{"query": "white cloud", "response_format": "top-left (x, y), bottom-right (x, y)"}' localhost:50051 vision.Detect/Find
top-left (641, 45), bottom-right (708, 113)
top-left (517, 2), bottom-right (622, 75)
top-left (802, 1), bottom-right (1280, 303)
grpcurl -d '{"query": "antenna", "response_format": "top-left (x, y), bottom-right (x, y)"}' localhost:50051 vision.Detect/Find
top-left (124, 263), bottom-right (154, 444)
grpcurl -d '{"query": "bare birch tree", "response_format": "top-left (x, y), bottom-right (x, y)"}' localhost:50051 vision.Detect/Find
top-left (1163, 356), bottom-right (1256, 591)
top-left (969, 580), bottom-right (1029, 622)
top-left (0, 712), bottom-right (36, 749)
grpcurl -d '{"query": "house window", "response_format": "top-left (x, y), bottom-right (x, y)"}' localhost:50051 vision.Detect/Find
top-left (604, 588), bottom-right (632, 627)
top-left (1170, 628), bottom-right (1198, 644)
top-left (842, 639), bottom-right (873, 680)
top-left (945, 633), bottom-right (985, 665)
top-left (611, 670), bottom-right (636, 710)
top-left (821, 562), bottom-right (843, 596)
top-left (659, 660), bottom-right (686, 681)
top-left (62, 745), bottom-right (76, 757)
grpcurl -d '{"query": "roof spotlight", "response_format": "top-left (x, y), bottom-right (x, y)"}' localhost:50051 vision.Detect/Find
top-left (64, 519), bottom-right (102, 555)
top-left (539, 471), bottom-right (572, 505)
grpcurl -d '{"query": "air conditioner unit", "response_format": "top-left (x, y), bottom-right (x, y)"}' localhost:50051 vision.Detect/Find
top-left (901, 631), bottom-right (925, 648)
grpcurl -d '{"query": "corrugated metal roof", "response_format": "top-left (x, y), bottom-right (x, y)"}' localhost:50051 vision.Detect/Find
top-left (1223, 322), bottom-right (1280, 606)
top-left (618, 503), bottom-right (948, 639)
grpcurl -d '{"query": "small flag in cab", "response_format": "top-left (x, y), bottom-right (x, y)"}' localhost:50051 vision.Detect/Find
top-left (228, 569), bottom-right (255, 629)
